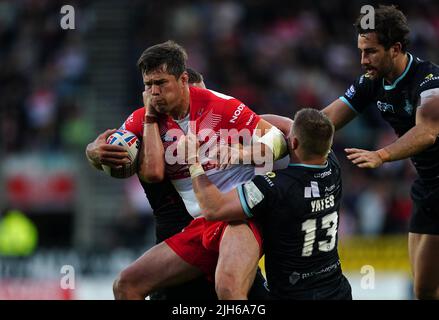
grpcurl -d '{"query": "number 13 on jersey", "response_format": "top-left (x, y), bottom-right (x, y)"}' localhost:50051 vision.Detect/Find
top-left (301, 211), bottom-right (338, 257)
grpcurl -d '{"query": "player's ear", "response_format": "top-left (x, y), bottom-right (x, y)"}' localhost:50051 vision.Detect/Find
top-left (180, 71), bottom-right (189, 86)
top-left (291, 136), bottom-right (299, 150)
top-left (391, 42), bottom-right (402, 58)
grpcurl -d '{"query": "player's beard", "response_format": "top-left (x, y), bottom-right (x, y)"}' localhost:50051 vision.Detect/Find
top-left (377, 53), bottom-right (395, 80)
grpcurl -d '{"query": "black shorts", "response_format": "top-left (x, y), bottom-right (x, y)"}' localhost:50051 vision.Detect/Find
top-left (409, 182), bottom-right (439, 235)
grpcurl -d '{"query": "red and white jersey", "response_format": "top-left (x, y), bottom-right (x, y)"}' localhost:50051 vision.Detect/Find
top-left (122, 86), bottom-right (261, 217)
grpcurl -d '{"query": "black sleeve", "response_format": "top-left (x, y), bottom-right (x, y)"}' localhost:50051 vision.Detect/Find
top-left (414, 64), bottom-right (439, 100)
top-left (340, 74), bottom-right (375, 114)
top-left (237, 174), bottom-right (279, 219)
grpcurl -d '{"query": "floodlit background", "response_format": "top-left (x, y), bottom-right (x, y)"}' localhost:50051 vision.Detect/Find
top-left (1, 0), bottom-right (438, 299)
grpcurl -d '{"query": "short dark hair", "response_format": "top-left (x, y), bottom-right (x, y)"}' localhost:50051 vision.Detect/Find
top-left (187, 68), bottom-right (204, 84)
top-left (293, 108), bottom-right (334, 157)
top-left (354, 5), bottom-right (410, 52)
top-left (137, 40), bottom-right (188, 78)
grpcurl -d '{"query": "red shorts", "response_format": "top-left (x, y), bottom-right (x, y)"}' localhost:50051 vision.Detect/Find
top-left (165, 217), bottom-right (263, 281)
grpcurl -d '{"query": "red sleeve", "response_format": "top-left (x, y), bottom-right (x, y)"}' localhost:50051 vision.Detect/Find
top-left (221, 99), bottom-right (260, 133)
top-left (121, 107), bottom-right (145, 138)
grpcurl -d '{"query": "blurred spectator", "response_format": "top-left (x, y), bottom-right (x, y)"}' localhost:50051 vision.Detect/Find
top-left (0, 0), bottom-right (88, 153)
top-left (356, 183), bottom-right (388, 235)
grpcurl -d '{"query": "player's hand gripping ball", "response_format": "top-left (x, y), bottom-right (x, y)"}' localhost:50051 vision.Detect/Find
top-left (102, 130), bottom-right (139, 178)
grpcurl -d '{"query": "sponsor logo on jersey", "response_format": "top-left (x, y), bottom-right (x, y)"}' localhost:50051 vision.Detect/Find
top-left (245, 113), bottom-right (255, 126)
top-left (304, 181), bottom-right (320, 198)
top-left (266, 172), bottom-right (276, 178)
top-left (404, 99), bottom-right (414, 115)
top-left (345, 85), bottom-right (356, 99)
top-left (420, 73), bottom-right (439, 87)
top-left (263, 175), bottom-right (274, 187)
top-left (314, 169), bottom-right (332, 179)
top-left (377, 101), bottom-right (395, 113)
top-left (229, 103), bottom-right (245, 123)
top-left (359, 75), bottom-right (365, 84)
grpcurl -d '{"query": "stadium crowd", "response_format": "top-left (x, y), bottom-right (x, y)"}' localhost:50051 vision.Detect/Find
top-left (0, 0), bottom-right (90, 154)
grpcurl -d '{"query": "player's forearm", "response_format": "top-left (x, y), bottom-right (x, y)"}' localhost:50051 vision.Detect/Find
top-left (192, 176), bottom-right (224, 221)
top-left (379, 124), bottom-right (437, 162)
top-left (138, 122), bottom-right (165, 182)
top-left (223, 142), bottom-right (274, 167)
top-left (322, 99), bottom-right (357, 131)
top-left (185, 135), bottom-right (228, 219)
top-left (240, 142), bottom-right (273, 165)
top-left (260, 114), bottom-right (293, 137)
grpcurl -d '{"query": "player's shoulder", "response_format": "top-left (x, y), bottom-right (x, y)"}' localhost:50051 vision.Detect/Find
top-left (248, 170), bottom-right (296, 203)
top-left (346, 73), bottom-right (379, 99)
top-left (121, 106), bottom-right (145, 133)
top-left (190, 86), bottom-right (238, 104)
top-left (257, 168), bottom-right (301, 190)
top-left (412, 56), bottom-right (439, 89)
top-left (413, 55), bottom-right (439, 73)
top-left (129, 106), bottom-right (146, 118)
top-left (355, 73), bottom-right (380, 88)
top-left (124, 106), bottom-right (145, 124)
top-left (190, 86), bottom-right (247, 121)
top-left (326, 151), bottom-right (342, 181)
top-left (327, 150), bottom-right (340, 169)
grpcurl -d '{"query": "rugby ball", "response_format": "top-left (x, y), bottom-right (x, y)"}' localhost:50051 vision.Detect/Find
top-left (102, 129), bottom-right (140, 178)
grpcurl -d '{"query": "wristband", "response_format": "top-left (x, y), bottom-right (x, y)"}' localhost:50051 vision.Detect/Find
top-left (189, 163), bottom-right (205, 179)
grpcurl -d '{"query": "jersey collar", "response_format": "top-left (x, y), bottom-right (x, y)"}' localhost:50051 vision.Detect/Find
top-left (382, 53), bottom-right (413, 91)
top-left (288, 162), bottom-right (328, 169)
